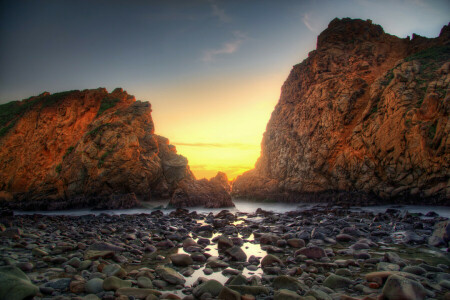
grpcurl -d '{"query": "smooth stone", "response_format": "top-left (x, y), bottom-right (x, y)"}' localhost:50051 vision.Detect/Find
top-left (225, 246), bottom-right (247, 261)
top-left (88, 242), bottom-right (124, 252)
top-left (206, 257), bottom-right (229, 268)
top-left (259, 233), bottom-right (280, 245)
top-left (272, 275), bottom-right (304, 291)
top-left (287, 238), bottom-right (305, 248)
top-left (402, 266), bottom-right (426, 276)
top-left (294, 246), bottom-right (326, 259)
top-left (335, 268), bottom-right (352, 277)
top-left (137, 276), bottom-right (153, 288)
top-left (103, 276), bottom-right (132, 291)
top-left (193, 279), bottom-right (223, 298)
top-left (115, 287), bottom-right (162, 299)
top-left (377, 262), bottom-right (400, 272)
top-left (0, 265), bottom-right (39, 300)
top-left (218, 286), bottom-right (241, 300)
top-left (203, 268), bottom-right (213, 275)
top-left (274, 289), bottom-right (302, 300)
top-left (305, 289), bottom-right (332, 300)
top-left (382, 274), bottom-right (426, 300)
top-left (217, 236), bottom-right (234, 251)
top-left (170, 254), bottom-right (193, 267)
top-left (45, 278), bottom-right (71, 291)
top-left (32, 247), bottom-right (49, 257)
top-left (156, 266), bottom-right (186, 285)
top-left (261, 254), bottom-right (283, 268)
top-left (66, 257), bottom-right (81, 268)
top-left (85, 278), bottom-right (104, 294)
top-left (84, 250), bottom-right (114, 260)
top-left (323, 274), bottom-right (353, 289)
top-left (70, 280), bottom-right (86, 293)
top-left (228, 274), bottom-right (247, 286)
top-left (102, 264), bottom-right (127, 278)
top-left (83, 295), bottom-right (101, 300)
top-left (228, 285), bottom-right (270, 296)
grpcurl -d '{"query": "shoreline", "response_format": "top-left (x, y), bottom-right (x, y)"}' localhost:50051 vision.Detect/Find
top-left (1, 205), bottom-right (449, 299)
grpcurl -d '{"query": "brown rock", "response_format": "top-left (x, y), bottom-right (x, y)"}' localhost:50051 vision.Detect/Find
top-left (232, 18), bottom-right (450, 204)
top-left (0, 88), bottom-right (232, 209)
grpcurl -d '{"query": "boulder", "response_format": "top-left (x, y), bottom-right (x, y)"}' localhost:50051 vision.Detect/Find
top-left (0, 266), bottom-right (39, 300)
top-left (382, 274), bottom-right (426, 300)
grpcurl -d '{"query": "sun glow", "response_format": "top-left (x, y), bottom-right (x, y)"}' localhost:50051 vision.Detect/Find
top-left (148, 72), bottom-right (285, 180)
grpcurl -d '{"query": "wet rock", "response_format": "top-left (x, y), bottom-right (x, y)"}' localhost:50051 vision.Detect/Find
top-left (70, 280), bottom-right (86, 293)
top-left (88, 242), bottom-right (124, 252)
top-left (193, 279), bottom-right (223, 298)
top-left (137, 276), bottom-right (153, 288)
top-left (272, 275), bottom-right (305, 291)
top-left (156, 266), bottom-right (186, 285)
top-left (259, 233), bottom-right (280, 245)
top-left (206, 257), bottom-right (229, 268)
top-left (103, 276), bottom-right (132, 291)
top-left (377, 262), bottom-right (400, 272)
top-left (336, 234), bottom-right (354, 242)
top-left (115, 287), bottom-right (161, 299)
top-left (228, 274), bottom-right (247, 286)
top-left (287, 238), bottom-right (305, 248)
top-left (261, 254), bottom-right (283, 268)
top-left (218, 286), bottom-right (241, 300)
top-left (45, 278), bottom-right (71, 292)
top-left (225, 246), bottom-right (247, 261)
top-left (228, 285), bottom-right (270, 296)
top-left (0, 265), bottom-right (39, 300)
top-left (170, 254), bottom-right (194, 267)
top-left (102, 264), bottom-right (127, 278)
top-left (305, 288), bottom-right (332, 300)
top-left (274, 289), bottom-right (301, 300)
top-left (382, 274), bottom-right (426, 300)
top-left (217, 236), bottom-right (234, 251)
top-left (323, 274), bottom-right (353, 289)
top-left (85, 278), bottom-right (104, 294)
top-left (295, 246), bottom-right (326, 259)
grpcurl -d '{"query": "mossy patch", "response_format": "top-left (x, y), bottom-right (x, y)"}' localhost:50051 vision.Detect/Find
top-left (88, 123), bottom-right (110, 137)
top-left (0, 90), bottom-right (78, 138)
top-left (98, 144), bottom-right (117, 168)
top-left (97, 97), bottom-right (120, 117)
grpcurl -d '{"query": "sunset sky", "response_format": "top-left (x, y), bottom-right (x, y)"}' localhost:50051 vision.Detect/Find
top-left (1, 0), bottom-right (449, 179)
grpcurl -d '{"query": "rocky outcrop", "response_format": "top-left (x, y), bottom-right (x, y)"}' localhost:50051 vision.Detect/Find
top-left (0, 88), bottom-right (231, 209)
top-left (233, 18), bottom-right (449, 204)
top-left (169, 172), bottom-right (233, 208)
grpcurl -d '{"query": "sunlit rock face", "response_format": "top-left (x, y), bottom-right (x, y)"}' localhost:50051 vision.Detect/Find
top-left (233, 18), bottom-right (449, 204)
top-left (0, 88), bottom-right (231, 209)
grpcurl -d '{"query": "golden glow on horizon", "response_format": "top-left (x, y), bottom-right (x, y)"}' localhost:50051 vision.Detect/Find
top-left (147, 72), bottom-right (286, 180)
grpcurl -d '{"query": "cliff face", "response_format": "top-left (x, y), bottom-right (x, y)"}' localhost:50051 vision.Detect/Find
top-left (0, 88), bottom-right (232, 209)
top-left (233, 18), bottom-right (450, 204)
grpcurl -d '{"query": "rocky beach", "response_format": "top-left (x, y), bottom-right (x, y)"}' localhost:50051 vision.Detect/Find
top-left (0, 13), bottom-right (449, 300)
top-left (1, 205), bottom-right (449, 300)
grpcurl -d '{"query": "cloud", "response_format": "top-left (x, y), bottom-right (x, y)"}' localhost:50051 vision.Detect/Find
top-left (202, 31), bottom-right (246, 62)
top-left (174, 141), bottom-right (257, 150)
top-left (208, 0), bottom-right (231, 23)
top-left (302, 13), bottom-right (318, 32)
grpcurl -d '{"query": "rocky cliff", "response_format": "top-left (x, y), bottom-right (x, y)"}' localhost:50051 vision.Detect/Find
top-left (0, 88), bottom-right (232, 209)
top-left (233, 18), bottom-right (450, 205)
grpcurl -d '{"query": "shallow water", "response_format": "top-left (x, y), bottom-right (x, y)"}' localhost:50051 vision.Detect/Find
top-left (14, 199), bottom-right (450, 219)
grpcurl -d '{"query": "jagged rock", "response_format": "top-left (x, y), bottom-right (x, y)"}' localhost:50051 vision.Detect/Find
top-left (169, 178), bottom-right (234, 208)
top-left (233, 18), bottom-right (450, 204)
top-left (0, 88), bottom-right (233, 209)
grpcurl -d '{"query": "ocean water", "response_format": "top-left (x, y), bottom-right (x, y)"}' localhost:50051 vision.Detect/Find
top-left (14, 199), bottom-right (450, 219)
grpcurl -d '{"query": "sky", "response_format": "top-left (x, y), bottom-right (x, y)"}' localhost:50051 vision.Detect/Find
top-left (0, 0), bottom-right (449, 180)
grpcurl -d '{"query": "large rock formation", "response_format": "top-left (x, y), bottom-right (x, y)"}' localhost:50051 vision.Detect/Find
top-left (0, 88), bottom-right (232, 209)
top-left (233, 18), bottom-right (449, 205)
